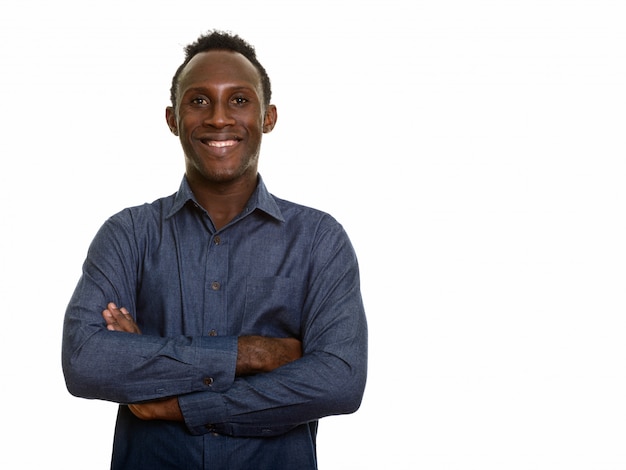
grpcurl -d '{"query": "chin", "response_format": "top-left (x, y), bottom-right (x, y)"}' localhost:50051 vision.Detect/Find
top-left (187, 155), bottom-right (258, 184)
top-left (198, 167), bottom-right (256, 185)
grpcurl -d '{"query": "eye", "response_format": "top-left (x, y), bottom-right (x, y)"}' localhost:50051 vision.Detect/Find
top-left (191, 96), bottom-right (209, 106)
top-left (232, 96), bottom-right (248, 105)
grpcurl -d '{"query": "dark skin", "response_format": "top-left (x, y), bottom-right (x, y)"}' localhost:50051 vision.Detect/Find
top-left (103, 304), bottom-right (301, 421)
top-left (165, 50), bottom-right (277, 229)
top-left (101, 50), bottom-right (299, 421)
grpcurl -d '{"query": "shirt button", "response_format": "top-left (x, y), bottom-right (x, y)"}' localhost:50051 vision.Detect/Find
top-left (213, 236), bottom-right (221, 245)
top-left (208, 329), bottom-right (218, 336)
top-left (211, 281), bottom-right (220, 290)
top-left (203, 377), bottom-right (214, 386)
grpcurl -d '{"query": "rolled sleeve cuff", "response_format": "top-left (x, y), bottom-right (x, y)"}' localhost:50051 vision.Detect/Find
top-left (190, 335), bottom-right (238, 393)
top-left (179, 390), bottom-right (230, 436)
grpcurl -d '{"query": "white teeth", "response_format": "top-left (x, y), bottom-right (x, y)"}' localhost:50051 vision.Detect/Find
top-left (206, 140), bottom-right (236, 148)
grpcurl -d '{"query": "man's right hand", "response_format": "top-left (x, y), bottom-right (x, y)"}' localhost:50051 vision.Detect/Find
top-left (236, 336), bottom-right (302, 375)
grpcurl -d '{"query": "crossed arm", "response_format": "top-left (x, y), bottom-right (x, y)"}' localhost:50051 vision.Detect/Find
top-left (102, 302), bottom-right (302, 421)
top-left (63, 212), bottom-right (367, 436)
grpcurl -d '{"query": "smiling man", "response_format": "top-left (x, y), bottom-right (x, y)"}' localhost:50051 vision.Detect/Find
top-left (168, 47), bottom-right (277, 226)
top-left (62, 30), bottom-right (367, 469)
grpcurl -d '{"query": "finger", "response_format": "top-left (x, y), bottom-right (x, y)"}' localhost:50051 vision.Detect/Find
top-left (110, 305), bottom-right (130, 323)
top-left (102, 307), bottom-right (119, 330)
top-left (119, 307), bottom-right (134, 322)
top-left (128, 404), bottom-right (146, 420)
top-left (118, 307), bottom-right (140, 333)
top-left (103, 302), bottom-right (121, 323)
top-left (113, 305), bottom-right (141, 334)
top-left (103, 303), bottom-right (140, 333)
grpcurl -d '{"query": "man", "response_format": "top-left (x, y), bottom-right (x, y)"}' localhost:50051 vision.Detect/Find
top-left (62, 30), bottom-right (367, 469)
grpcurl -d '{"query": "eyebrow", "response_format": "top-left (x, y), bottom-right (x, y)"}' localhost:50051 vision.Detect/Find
top-left (183, 85), bottom-right (258, 95)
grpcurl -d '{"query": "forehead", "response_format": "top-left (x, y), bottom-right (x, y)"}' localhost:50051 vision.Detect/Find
top-left (178, 50), bottom-right (262, 93)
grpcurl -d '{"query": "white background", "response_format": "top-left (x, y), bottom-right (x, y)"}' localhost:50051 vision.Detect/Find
top-left (1, 0), bottom-right (625, 468)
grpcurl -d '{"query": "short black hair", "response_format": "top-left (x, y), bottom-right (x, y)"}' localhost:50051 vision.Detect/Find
top-left (170, 30), bottom-right (272, 110)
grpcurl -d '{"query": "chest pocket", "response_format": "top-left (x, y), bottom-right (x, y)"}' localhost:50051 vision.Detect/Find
top-left (241, 276), bottom-right (303, 338)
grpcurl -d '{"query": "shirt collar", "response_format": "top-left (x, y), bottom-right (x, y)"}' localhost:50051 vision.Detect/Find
top-left (166, 174), bottom-right (285, 223)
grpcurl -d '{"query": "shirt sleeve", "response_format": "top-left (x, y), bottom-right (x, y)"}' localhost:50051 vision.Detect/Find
top-left (178, 217), bottom-right (368, 437)
top-left (61, 211), bottom-right (238, 404)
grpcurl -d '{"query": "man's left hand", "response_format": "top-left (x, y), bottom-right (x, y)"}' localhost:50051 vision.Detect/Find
top-left (102, 302), bottom-right (141, 334)
top-left (102, 303), bottom-right (182, 422)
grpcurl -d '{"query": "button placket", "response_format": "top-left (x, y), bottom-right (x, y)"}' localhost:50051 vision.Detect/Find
top-left (204, 230), bottom-right (227, 349)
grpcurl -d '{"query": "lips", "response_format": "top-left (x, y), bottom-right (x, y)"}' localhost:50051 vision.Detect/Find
top-left (202, 139), bottom-right (239, 148)
top-left (198, 134), bottom-right (241, 148)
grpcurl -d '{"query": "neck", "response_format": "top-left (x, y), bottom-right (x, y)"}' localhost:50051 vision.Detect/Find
top-left (188, 174), bottom-right (258, 230)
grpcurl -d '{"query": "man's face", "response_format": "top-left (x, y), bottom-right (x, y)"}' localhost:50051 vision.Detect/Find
top-left (166, 50), bottom-right (276, 186)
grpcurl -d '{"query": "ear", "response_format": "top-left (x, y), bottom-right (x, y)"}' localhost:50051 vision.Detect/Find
top-left (165, 106), bottom-right (179, 136)
top-left (263, 105), bottom-right (277, 133)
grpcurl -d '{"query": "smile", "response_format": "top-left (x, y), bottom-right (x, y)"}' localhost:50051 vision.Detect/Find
top-left (202, 139), bottom-right (239, 148)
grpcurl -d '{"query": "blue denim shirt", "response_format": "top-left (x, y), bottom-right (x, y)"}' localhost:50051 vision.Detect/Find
top-left (62, 176), bottom-right (368, 469)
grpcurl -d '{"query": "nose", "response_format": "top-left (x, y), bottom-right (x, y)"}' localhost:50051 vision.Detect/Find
top-left (203, 101), bottom-right (235, 128)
